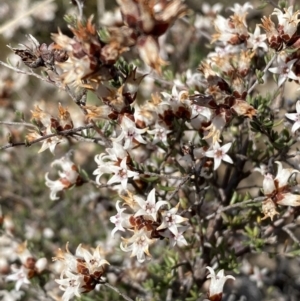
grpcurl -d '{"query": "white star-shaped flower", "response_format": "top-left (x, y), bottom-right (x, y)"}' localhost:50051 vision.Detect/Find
top-left (6, 266), bottom-right (30, 291)
top-left (269, 58), bottom-right (298, 87)
top-left (110, 201), bottom-right (131, 237)
top-left (120, 228), bottom-right (155, 263)
top-left (157, 203), bottom-right (188, 235)
top-left (55, 270), bottom-right (85, 301)
top-left (113, 116), bottom-right (147, 150)
top-left (107, 157), bottom-right (139, 189)
top-left (205, 142), bottom-right (233, 170)
top-left (134, 188), bottom-right (168, 221)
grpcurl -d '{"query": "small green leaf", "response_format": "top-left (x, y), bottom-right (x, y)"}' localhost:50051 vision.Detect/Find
top-left (158, 184), bottom-right (176, 192)
top-left (140, 176), bottom-right (159, 182)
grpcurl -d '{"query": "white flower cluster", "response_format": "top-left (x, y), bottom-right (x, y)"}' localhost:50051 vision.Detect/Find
top-left (110, 188), bottom-right (188, 262)
top-left (6, 241), bottom-right (47, 291)
top-left (53, 243), bottom-right (109, 301)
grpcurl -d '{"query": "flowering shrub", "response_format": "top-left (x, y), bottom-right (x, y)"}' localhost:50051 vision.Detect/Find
top-left (1, 0), bottom-right (300, 300)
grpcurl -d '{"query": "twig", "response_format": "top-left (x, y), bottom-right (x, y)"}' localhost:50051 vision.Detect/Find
top-left (103, 282), bottom-right (134, 301)
top-left (90, 120), bottom-right (112, 147)
top-left (74, 0), bottom-right (84, 20)
top-left (282, 223), bottom-right (300, 246)
top-left (205, 196), bottom-right (265, 220)
top-left (248, 53), bottom-right (277, 94)
top-left (141, 171), bottom-right (188, 181)
top-left (265, 0), bottom-right (280, 8)
top-left (0, 60), bottom-right (53, 84)
top-left (0, 124), bottom-right (95, 151)
top-left (0, 121), bottom-right (36, 128)
top-left (0, 61), bottom-right (88, 109)
top-left (71, 132), bottom-right (107, 144)
top-left (97, 0), bottom-right (105, 20)
top-left (167, 175), bottom-right (190, 202)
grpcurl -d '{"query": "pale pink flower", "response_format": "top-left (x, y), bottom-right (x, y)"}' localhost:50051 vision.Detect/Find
top-left (202, 3), bottom-right (223, 15)
top-left (148, 124), bottom-right (172, 146)
top-left (205, 142), bottom-right (233, 170)
top-left (35, 258), bottom-right (48, 273)
top-left (114, 116), bottom-right (147, 150)
top-left (247, 25), bottom-right (268, 52)
top-left (37, 126), bottom-right (63, 154)
top-left (194, 4), bottom-right (223, 30)
top-left (161, 226), bottom-right (189, 247)
top-left (106, 157), bottom-right (139, 189)
top-left (75, 244), bottom-right (109, 275)
top-left (285, 100), bottom-right (300, 133)
top-left (134, 188), bottom-right (168, 221)
top-left (157, 203), bottom-right (188, 235)
top-left (45, 153), bottom-right (80, 200)
top-left (120, 228), bottom-right (155, 263)
top-left (93, 142), bottom-right (128, 184)
top-left (55, 270), bottom-right (85, 301)
top-left (6, 266), bottom-right (31, 291)
top-left (268, 58), bottom-right (298, 87)
top-left (110, 201), bottom-right (131, 237)
top-left (45, 175), bottom-right (66, 200)
top-left (277, 192), bottom-right (300, 207)
top-left (249, 266), bottom-right (268, 288)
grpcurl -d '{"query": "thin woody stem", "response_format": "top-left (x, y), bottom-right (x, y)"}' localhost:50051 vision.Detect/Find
top-left (205, 196), bottom-right (265, 220)
top-left (0, 60), bottom-right (53, 84)
top-left (282, 223), bottom-right (300, 246)
top-left (0, 60), bottom-right (87, 108)
top-left (141, 171), bottom-right (189, 180)
top-left (248, 53), bottom-right (277, 94)
top-left (74, 0), bottom-right (84, 20)
top-left (103, 282), bottom-right (134, 301)
top-left (0, 121), bottom-right (36, 128)
top-left (0, 124), bottom-right (96, 150)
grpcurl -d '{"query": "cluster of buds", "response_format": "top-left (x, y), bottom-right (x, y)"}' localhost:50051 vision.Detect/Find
top-left (110, 188), bottom-right (188, 262)
top-left (26, 103), bottom-right (73, 153)
top-left (192, 3), bottom-right (258, 145)
top-left (8, 34), bottom-right (68, 69)
top-left (53, 243), bottom-right (109, 301)
top-left (261, 161), bottom-right (300, 220)
top-left (6, 241), bottom-right (47, 291)
top-left (45, 152), bottom-right (83, 200)
top-left (51, 16), bottom-right (135, 86)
